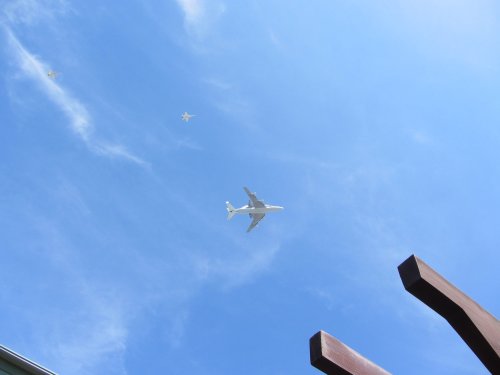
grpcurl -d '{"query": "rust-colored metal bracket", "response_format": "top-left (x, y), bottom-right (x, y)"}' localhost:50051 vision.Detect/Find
top-left (310, 254), bottom-right (499, 374)
top-left (310, 331), bottom-right (390, 375)
top-left (398, 254), bottom-right (500, 374)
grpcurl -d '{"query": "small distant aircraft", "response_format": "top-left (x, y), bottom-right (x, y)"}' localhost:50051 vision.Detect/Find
top-left (47, 70), bottom-right (59, 79)
top-left (226, 187), bottom-right (284, 232)
top-left (181, 112), bottom-right (195, 122)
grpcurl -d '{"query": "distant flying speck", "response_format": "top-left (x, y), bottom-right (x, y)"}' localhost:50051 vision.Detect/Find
top-left (47, 70), bottom-right (59, 79)
top-left (181, 112), bottom-right (195, 122)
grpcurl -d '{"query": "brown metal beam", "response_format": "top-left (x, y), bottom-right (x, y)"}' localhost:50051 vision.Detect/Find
top-left (310, 331), bottom-right (391, 375)
top-left (398, 255), bottom-right (500, 374)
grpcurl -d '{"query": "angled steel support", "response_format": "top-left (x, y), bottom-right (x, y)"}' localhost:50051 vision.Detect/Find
top-left (398, 255), bottom-right (500, 374)
top-left (0, 345), bottom-right (56, 375)
top-left (310, 331), bottom-right (391, 375)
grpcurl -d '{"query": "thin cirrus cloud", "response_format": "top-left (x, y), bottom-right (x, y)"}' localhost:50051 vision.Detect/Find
top-left (1, 0), bottom-right (69, 26)
top-left (175, 0), bottom-right (204, 27)
top-left (175, 0), bottom-right (225, 37)
top-left (46, 285), bottom-right (128, 374)
top-left (3, 27), bottom-right (148, 168)
top-left (5, 214), bottom-right (132, 375)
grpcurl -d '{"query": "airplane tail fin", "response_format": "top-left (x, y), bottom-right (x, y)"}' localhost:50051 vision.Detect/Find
top-left (226, 201), bottom-right (236, 220)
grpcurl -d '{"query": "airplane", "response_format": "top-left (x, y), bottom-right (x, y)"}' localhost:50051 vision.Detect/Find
top-left (181, 112), bottom-right (195, 122)
top-left (47, 70), bottom-right (58, 79)
top-left (226, 187), bottom-right (284, 232)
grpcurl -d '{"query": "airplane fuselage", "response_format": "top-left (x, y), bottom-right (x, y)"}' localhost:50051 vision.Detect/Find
top-left (226, 187), bottom-right (283, 232)
top-left (233, 205), bottom-right (284, 215)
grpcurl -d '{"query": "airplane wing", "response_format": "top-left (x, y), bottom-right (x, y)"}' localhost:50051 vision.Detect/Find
top-left (243, 187), bottom-right (265, 208)
top-left (247, 213), bottom-right (265, 232)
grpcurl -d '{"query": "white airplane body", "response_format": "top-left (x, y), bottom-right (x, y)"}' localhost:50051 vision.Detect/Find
top-left (226, 187), bottom-right (283, 232)
top-left (181, 112), bottom-right (195, 122)
top-left (47, 70), bottom-right (58, 79)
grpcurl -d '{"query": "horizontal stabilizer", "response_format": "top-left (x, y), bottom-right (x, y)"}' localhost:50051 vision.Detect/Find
top-left (226, 201), bottom-right (236, 220)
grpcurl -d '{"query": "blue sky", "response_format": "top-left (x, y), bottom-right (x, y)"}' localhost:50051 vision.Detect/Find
top-left (1, 0), bottom-right (499, 374)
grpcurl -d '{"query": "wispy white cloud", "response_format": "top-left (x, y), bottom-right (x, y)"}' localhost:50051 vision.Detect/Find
top-left (203, 77), bottom-right (233, 91)
top-left (192, 242), bottom-right (281, 289)
top-left (164, 310), bottom-right (190, 348)
top-left (380, 0), bottom-right (500, 71)
top-left (4, 28), bottom-right (148, 167)
top-left (210, 94), bottom-right (261, 132)
top-left (47, 288), bottom-right (129, 375)
top-left (175, 0), bottom-right (203, 27)
top-left (95, 143), bottom-right (150, 168)
top-left (267, 150), bottom-right (339, 171)
top-left (6, 29), bottom-right (92, 138)
top-left (175, 0), bottom-right (225, 38)
top-left (159, 125), bottom-right (203, 151)
top-left (10, 175), bottom-right (285, 371)
top-left (303, 287), bottom-right (338, 311)
top-left (173, 137), bottom-right (202, 151)
top-left (269, 29), bottom-right (283, 49)
top-left (2, 0), bottom-right (70, 26)
top-left (55, 178), bottom-right (92, 216)
top-left (202, 76), bottom-right (262, 133)
top-left (3, 216), bottom-right (132, 375)
top-left (409, 129), bottom-right (434, 145)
